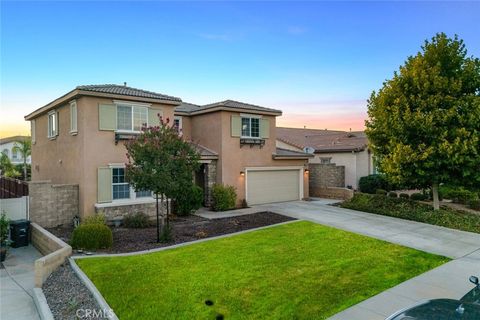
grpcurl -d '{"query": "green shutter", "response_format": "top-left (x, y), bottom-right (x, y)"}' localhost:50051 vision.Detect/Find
top-left (149, 108), bottom-right (163, 127)
top-left (260, 118), bottom-right (270, 139)
top-left (231, 115), bottom-right (241, 137)
top-left (97, 167), bottom-right (112, 203)
top-left (98, 104), bottom-right (116, 131)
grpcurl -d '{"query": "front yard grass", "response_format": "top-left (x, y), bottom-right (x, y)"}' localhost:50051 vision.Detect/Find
top-left (77, 221), bottom-right (449, 320)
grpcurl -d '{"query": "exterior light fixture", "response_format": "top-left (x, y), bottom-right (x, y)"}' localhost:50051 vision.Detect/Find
top-left (304, 169), bottom-right (309, 174)
top-left (240, 171), bottom-right (245, 176)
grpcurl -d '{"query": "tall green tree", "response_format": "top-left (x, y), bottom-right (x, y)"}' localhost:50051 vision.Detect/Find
top-left (13, 138), bottom-right (31, 180)
top-left (366, 33), bottom-right (480, 210)
top-left (125, 117), bottom-right (200, 242)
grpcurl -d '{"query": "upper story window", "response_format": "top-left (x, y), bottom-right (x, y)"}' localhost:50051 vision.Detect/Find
top-left (117, 104), bottom-right (147, 132)
top-left (70, 100), bottom-right (78, 134)
top-left (48, 110), bottom-right (58, 138)
top-left (320, 157), bottom-right (331, 164)
top-left (31, 120), bottom-right (36, 144)
top-left (12, 149), bottom-right (18, 160)
top-left (241, 117), bottom-right (260, 138)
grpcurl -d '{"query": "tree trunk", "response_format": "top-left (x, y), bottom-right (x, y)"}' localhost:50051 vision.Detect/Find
top-left (156, 193), bottom-right (160, 243)
top-left (432, 183), bottom-right (440, 210)
top-left (23, 159), bottom-right (27, 181)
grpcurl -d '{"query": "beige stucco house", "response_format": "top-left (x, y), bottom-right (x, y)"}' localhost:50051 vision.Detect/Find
top-left (276, 127), bottom-right (375, 190)
top-left (25, 84), bottom-right (311, 220)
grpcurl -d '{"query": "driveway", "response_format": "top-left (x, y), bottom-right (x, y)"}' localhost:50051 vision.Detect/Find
top-left (255, 200), bottom-right (480, 320)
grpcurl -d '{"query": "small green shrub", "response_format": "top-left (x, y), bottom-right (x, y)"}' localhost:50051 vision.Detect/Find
top-left (399, 193), bottom-right (410, 199)
top-left (123, 212), bottom-right (151, 228)
top-left (0, 212), bottom-right (10, 246)
top-left (359, 175), bottom-right (389, 194)
top-left (376, 189), bottom-right (387, 195)
top-left (468, 199), bottom-right (480, 211)
top-left (440, 186), bottom-right (477, 204)
top-left (71, 224), bottom-right (113, 250)
top-left (175, 185), bottom-right (203, 216)
top-left (82, 213), bottom-right (106, 225)
top-left (411, 193), bottom-right (427, 201)
top-left (387, 191), bottom-right (398, 198)
top-left (212, 184), bottom-right (237, 211)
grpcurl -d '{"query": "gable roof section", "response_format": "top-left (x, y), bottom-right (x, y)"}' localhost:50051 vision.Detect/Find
top-left (175, 100), bottom-right (282, 116)
top-left (276, 127), bottom-right (368, 153)
top-left (273, 147), bottom-right (313, 160)
top-left (0, 136), bottom-right (30, 145)
top-left (25, 84), bottom-right (182, 120)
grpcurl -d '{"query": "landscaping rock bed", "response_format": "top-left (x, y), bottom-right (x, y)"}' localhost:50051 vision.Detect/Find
top-left (43, 263), bottom-right (107, 320)
top-left (47, 211), bottom-right (295, 253)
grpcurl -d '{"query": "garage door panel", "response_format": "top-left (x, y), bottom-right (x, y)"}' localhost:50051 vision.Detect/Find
top-left (247, 170), bottom-right (300, 205)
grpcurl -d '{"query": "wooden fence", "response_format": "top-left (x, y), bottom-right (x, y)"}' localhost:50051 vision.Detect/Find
top-left (0, 176), bottom-right (29, 199)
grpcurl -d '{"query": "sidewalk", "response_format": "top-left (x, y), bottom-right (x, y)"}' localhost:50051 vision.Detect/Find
top-left (0, 245), bottom-right (42, 320)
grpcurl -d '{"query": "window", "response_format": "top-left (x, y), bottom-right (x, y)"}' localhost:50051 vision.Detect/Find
top-left (2, 149), bottom-right (8, 157)
top-left (173, 116), bottom-right (182, 134)
top-left (320, 157), bottom-right (331, 164)
top-left (31, 120), bottom-right (36, 144)
top-left (241, 117), bottom-right (260, 138)
top-left (112, 168), bottom-right (130, 200)
top-left (111, 167), bottom-right (152, 200)
top-left (116, 104), bottom-right (147, 132)
top-left (70, 100), bottom-right (77, 134)
top-left (12, 149), bottom-right (18, 160)
top-left (48, 111), bottom-right (57, 138)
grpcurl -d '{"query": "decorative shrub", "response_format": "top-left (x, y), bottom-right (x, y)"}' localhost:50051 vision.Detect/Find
top-left (341, 193), bottom-right (480, 233)
top-left (0, 212), bottom-right (10, 247)
top-left (212, 184), bottom-right (237, 211)
top-left (359, 175), bottom-right (389, 194)
top-left (468, 199), bottom-right (480, 211)
top-left (175, 185), bottom-right (203, 216)
top-left (123, 212), bottom-right (151, 228)
top-left (71, 224), bottom-right (113, 250)
top-left (82, 213), bottom-right (106, 225)
top-left (375, 189), bottom-right (387, 195)
top-left (440, 186), bottom-right (477, 204)
top-left (399, 193), bottom-right (410, 199)
top-left (387, 191), bottom-right (398, 198)
top-left (410, 193), bottom-right (427, 201)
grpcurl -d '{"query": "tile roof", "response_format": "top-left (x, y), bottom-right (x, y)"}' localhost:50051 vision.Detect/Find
top-left (190, 143), bottom-right (218, 158)
top-left (175, 100), bottom-right (281, 115)
top-left (274, 148), bottom-right (313, 158)
top-left (276, 127), bottom-right (368, 153)
top-left (0, 136), bottom-right (30, 145)
top-left (77, 84), bottom-right (182, 102)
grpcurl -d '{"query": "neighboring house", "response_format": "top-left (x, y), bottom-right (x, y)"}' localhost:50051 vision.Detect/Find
top-left (276, 127), bottom-right (375, 190)
top-left (0, 135), bottom-right (32, 165)
top-left (25, 84), bottom-right (311, 220)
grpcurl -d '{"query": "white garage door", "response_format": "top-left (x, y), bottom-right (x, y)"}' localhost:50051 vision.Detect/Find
top-left (247, 169), bottom-right (301, 205)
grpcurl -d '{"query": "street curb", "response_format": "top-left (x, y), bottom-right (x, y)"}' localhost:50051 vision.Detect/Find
top-left (69, 258), bottom-right (119, 320)
top-left (72, 219), bottom-right (300, 259)
top-left (32, 288), bottom-right (54, 320)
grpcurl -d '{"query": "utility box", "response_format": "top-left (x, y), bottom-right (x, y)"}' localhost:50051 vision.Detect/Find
top-left (9, 219), bottom-right (30, 248)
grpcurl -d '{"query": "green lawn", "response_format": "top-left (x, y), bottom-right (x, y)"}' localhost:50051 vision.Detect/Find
top-left (77, 221), bottom-right (449, 320)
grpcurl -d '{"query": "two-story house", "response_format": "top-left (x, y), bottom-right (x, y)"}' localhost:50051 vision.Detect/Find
top-left (0, 135), bottom-right (32, 165)
top-left (25, 84), bottom-right (311, 220)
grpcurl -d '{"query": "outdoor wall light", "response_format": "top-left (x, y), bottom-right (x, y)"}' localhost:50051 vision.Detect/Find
top-left (240, 171), bottom-right (245, 176)
top-left (304, 169), bottom-right (309, 174)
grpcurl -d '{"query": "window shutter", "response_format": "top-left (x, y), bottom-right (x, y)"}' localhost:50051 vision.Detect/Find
top-left (98, 104), bottom-right (116, 131)
top-left (31, 120), bottom-right (36, 144)
top-left (97, 167), bottom-right (112, 203)
top-left (260, 118), bottom-right (270, 139)
top-left (231, 115), bottom-right (241, 137)
top-left (148, 108), bottom-right (162, 127)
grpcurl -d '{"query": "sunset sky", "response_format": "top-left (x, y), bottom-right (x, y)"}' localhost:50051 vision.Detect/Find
top-left (1, 1), bottom-right (479, 138)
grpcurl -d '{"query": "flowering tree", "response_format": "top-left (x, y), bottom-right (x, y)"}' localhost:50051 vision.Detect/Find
top-left (125, 116), bottom-right (200, 242)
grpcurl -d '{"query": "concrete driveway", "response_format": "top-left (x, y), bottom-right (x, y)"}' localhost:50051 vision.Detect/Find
top-left (255, 200), bottom-right (480, 320)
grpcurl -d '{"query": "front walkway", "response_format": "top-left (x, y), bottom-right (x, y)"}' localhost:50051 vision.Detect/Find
top-left (0, 245), bottom-right (42, 320)
top-left (198, 200), bottom-right (480, 319)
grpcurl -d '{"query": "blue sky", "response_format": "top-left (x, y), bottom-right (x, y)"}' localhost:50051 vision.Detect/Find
top-left (1, 1), bottom-right (479, 136)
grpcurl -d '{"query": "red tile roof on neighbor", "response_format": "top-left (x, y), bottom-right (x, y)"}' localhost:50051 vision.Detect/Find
top-left (276, 127), bottom-right (368, 153)
top-left (0, 136), bottom-right (30, 145)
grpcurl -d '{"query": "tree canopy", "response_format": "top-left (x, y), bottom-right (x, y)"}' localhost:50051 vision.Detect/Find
top-left (366, 33), bottom-right (480, 209)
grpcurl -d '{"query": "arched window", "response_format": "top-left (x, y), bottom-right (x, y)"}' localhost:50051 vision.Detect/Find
top-left (12, 149), bottom-right (18, 160)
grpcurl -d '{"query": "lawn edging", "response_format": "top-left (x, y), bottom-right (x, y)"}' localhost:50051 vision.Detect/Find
top-left (69, 258), bottom-right (119, 320)
top-left (32, 288), bottom-right (54, 320)
top-left (73, 219), bottom-right (299, 259)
